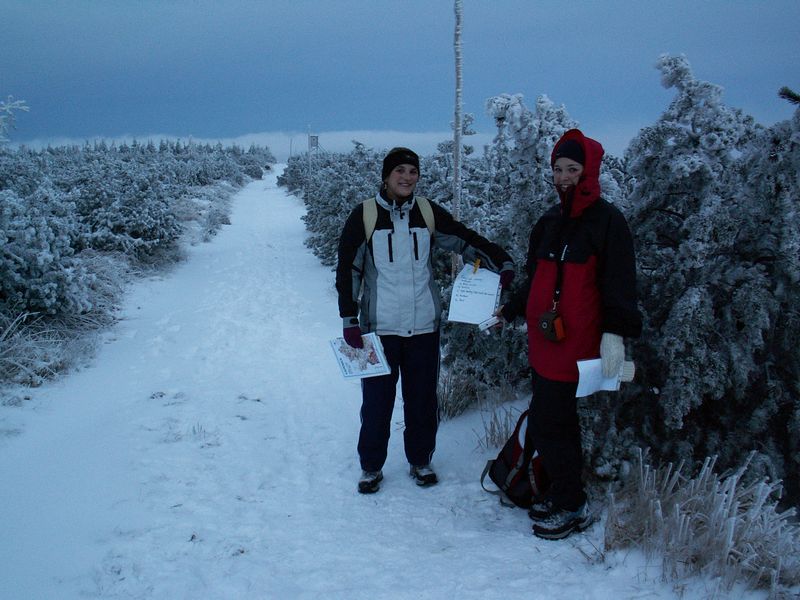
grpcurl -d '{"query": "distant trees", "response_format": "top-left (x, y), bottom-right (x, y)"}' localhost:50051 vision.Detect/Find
top-left (278, 142), bottom-right (382, 267)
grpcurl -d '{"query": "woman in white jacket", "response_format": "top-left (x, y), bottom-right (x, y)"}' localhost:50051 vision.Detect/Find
top-left (336, 147), bottom-right (514, 494)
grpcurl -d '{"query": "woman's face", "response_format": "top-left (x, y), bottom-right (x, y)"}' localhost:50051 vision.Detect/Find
top-left (553, 157), bottom-right (584, 191)
top-left (384, 164), bottom-right (419, 201)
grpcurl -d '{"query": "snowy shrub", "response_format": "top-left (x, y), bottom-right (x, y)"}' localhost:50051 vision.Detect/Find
top-left (0, 185), bottom-right (95, 315)
top-left (280, 142), bottom-right (384, 267)
top-left (605, 449), bottom-right (800, 596)
top-left (78, 171), bottom-right (182, 262)
top-left (0, 138), bottom-right (275, 386)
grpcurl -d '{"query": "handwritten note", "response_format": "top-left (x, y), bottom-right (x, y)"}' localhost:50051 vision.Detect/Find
top-left (447, 265), bottom-right (501, 325)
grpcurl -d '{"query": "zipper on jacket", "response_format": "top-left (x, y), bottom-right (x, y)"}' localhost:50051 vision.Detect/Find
top-left (413, 232), bottom-right (419, 260)
top-left (387, 233), bottom-right (394, 262)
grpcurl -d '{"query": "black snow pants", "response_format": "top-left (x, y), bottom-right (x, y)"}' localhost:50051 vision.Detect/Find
top-left (528, 370), bottom-right (587, 511)
top-left (358, 331), bottom-right (440, 472)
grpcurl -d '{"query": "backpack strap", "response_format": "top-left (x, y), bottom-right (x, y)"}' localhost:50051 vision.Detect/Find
top-left (361, 196), bottom-right (435, 241)
top-left (480, 460), bottom-right (501, 494)
top-left (415, 196), bottom-right (435, 236)
top-left (362, 198), bottom-right (378, 241)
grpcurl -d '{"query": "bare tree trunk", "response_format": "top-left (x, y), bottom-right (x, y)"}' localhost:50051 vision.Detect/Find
top-left (451, 0), bottom-right (463, 278)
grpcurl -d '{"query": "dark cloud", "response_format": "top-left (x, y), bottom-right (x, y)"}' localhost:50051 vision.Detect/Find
top-left (3, 0), bottom-right (798, 155)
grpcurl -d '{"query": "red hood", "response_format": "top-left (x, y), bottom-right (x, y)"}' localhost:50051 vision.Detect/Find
top-left (551, 129), bottom-right (604, 217)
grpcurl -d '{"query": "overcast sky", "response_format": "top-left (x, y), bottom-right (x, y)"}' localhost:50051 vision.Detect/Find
top-left (3, 0), bottom-right (798, 160)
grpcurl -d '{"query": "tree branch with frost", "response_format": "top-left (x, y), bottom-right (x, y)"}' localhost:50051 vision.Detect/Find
top-left (778, 86), bottom-right (800, 105)
top-left (0, 96), bottom-right (29, 143)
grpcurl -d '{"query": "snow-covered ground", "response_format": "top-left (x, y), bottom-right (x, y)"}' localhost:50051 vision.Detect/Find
top-left (0, 169), bottom-right (766, 599)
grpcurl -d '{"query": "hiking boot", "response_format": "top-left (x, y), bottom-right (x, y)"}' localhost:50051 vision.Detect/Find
top-left (409, 464), bottom-right (438, 487)
top-left (358, 470), bottom-right (383, 494)
top-left (528, 497), bottom-right (555, 521)
top-left (532, 503), bottom-right (591, 540)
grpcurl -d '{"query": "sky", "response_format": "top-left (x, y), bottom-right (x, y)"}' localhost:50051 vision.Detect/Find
top-left (3, 0), bottom-right (799, 160)
top-left (0, 169), bottom-right (775, 599)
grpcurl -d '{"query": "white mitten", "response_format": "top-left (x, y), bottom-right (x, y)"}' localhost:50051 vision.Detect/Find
top-left (600, 333), bottom-right (624, 378)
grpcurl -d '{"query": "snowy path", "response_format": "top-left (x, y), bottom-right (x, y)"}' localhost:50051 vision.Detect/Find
top-left (0, 170), bottom-right (752, 599)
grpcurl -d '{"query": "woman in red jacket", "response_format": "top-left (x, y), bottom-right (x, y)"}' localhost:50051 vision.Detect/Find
top-left (499, 129), bottom-right (642, 540)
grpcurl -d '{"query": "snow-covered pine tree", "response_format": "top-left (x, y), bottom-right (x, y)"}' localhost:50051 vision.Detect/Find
top-left (0, 182), bottom-right (93, 315)
top-left (436, 95), bottom-right (574, 413)
top-left (615, 54), bottom-right (799, 503)
top-left (729, 97), bottom-right (800, 499)
top-left (482, 93), bottom-right (577, 258)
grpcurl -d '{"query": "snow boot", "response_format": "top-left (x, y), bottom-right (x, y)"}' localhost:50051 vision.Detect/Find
top-left (409, 464), bottom-right (438, 487)
top-left (532, 503), bottom-right (591, 540)
top-left (528, 497), bottom-right (555, 521)
top-left (358, 470), bottom-right (383, 494)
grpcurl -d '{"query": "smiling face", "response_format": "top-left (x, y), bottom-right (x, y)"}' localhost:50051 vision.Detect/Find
top-left (552, 157), bottom-right (584, 192)
top-left (384, 163), bottom-right (419, 201)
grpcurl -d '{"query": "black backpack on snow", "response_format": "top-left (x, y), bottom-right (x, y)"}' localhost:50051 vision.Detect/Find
top-left (480, 409), bottom-right (550, 508)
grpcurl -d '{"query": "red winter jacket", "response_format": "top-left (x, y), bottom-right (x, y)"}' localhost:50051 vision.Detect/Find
top-left (505, 129), bottom-right (642, 382)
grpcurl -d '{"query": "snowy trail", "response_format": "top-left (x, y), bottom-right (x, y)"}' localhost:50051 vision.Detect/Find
top-left (0, 170), bottom-right (754, 599)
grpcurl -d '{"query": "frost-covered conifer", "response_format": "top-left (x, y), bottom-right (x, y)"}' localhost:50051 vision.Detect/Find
top-left (0, 183), bottom-right (93, 315)
top-left (482, 93), bottom-right (577, 257)
top-left (618, 54), bottom-right (799, 501)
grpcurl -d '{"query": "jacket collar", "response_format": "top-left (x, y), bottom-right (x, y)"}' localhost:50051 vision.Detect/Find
top-left (377, 190), bottom-right (415, 216)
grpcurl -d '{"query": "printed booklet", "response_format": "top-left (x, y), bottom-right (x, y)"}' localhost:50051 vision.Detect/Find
top-left (330, 332), bottom-right (391, 379)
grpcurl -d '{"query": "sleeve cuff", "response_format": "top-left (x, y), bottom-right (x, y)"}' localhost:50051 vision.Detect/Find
top-left (343, 316), bottom-right (360, 328)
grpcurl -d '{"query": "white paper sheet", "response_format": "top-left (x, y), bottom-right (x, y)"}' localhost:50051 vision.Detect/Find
top-left (576, 359), bottom-right (635, 397)
top-left (447, 264), bottom-right (501, 325)
top-left (330, 332), bottom-right (391, 379)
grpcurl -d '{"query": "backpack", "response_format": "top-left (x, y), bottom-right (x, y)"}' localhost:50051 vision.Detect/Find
top-left (362, 196), bottom-right (435, 241)
top-left (480, 409), bottom-right (550, 508)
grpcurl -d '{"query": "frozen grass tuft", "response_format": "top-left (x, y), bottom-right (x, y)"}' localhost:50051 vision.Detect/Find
top-left (474, 402), bottom-right (521, 451)
top-left (605, 448), bottom-right (800, 596)
top-left (438, 367), bottom-right (479, 420)
top-left (0, 311), bottom-right (65, 384)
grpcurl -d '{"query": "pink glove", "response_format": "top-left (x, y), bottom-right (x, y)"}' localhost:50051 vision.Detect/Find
top-left (343, 326), bottom-right (363, 349)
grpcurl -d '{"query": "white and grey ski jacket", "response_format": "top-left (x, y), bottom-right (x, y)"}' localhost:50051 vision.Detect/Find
top-left (336, 192), bottom-right (513, 337)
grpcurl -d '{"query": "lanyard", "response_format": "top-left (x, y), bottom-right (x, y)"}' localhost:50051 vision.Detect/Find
top-left (551, 219), bottom-right (576, 312)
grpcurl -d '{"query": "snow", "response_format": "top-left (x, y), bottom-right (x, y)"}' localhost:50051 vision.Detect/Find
top-left (0, 169), bottom-right (767, 599)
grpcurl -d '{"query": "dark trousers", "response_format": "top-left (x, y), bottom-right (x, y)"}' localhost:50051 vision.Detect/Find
top-left (358, 331), bottom-right (440, 472)
top-left (528, 371), bottom-right (586, 511)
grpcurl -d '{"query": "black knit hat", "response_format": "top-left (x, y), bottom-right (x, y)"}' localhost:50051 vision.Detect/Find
top-left (382, 147), bottom-right (420, 180)
top-left (551, 139), bottom-right (585, 166)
